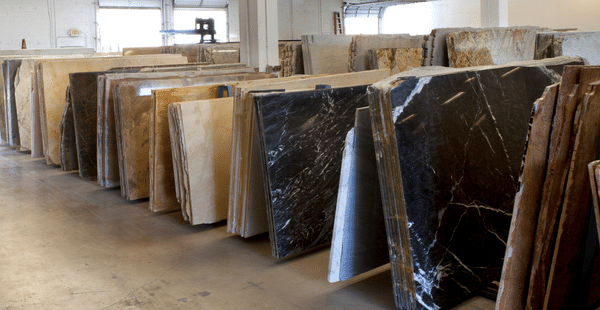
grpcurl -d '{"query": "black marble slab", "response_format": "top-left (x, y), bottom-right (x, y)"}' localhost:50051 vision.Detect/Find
top-left (59, 86), bottom-right (78, 172)
top-left (254, 85), bottom-right (370, 259)
top-left (367, 57), bottom-right (584, 309)
top-left (2, 59), bottom-right (21, 147)
top-left (329, 107), bottom-right (388, 282)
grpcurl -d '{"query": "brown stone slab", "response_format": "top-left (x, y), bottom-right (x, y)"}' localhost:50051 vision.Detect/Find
top-left (496, 84), bottom-right (558, 310)
top-left (543, 81), bottom-right (600, 310)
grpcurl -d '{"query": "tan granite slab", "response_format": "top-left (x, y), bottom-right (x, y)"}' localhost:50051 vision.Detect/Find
top-left (370, 48), bottom-right (423, 74)
top-left (301, 35), bottom-right (353, 75)
top-left (446, 27), bottom-right (549, 68)
top-left (36, 55), bottom-right (188, 165)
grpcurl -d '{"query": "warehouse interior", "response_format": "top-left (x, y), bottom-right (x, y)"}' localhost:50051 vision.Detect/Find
top-left (1, 1), bottom-right (600, 309)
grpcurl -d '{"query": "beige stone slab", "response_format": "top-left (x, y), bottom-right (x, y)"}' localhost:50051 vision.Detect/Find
top-left (99, 69), bottom-right (262, 189)
top-left (229, 69), bottom-right (391, 238)
top-left (149, 73), bottom-right (275, 212)
top-left (177, 98), bottom-right (233, 225)
top-left (446, 27), bottom-right (549, 68)
top-left (168, 101), bottom-right (189, 220)
top-left (301, 35), bottom-right (353, 75)
top-left (37, 55), bottom-right (188, 165)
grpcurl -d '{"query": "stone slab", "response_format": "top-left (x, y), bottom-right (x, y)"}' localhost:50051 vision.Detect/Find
top-left (349, 34), bottom-right (424, 72)
top-left (59, 86), bottom-right (78, 171)
top-left (36, 54), bottom-right (188, 165)
top-left (328, 107), bottom-right (388, 283)
top-left (301, 35), bottom-right (353, 75)
top-left (367, 56), bottom-right (582, 309)
top-left (2, 60), bottom-right (21, 147)
top-left (446, 27), bottom-right (549, 68)
top-left (535, 31), bottom-right (600, 65)
top-left (254, 85), bottom-right (370, 258)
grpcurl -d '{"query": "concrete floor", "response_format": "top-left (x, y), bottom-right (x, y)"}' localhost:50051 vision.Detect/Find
top-left (0, 146), bottom-right (496, 310)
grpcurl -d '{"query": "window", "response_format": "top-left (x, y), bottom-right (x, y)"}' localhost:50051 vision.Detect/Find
top-left (173, 9), bottom-right (228, 44)
top-left (97, 8), bottom-right (162, 53)
top-left (380, 3), bottom-right (435, 36)
top-left (344, 17), bottom-right (379, 35)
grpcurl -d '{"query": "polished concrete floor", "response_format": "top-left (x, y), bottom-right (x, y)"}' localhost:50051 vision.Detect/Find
top-left (0, 146), bottom-right (496, 309)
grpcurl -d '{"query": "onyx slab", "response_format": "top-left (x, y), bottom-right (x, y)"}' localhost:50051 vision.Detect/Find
top-left (329, 107), bottom-right (388, 282)
top-left (368, 57), bottom-right (583, 309)
top-left (254, 85), bottom-right (370, 259)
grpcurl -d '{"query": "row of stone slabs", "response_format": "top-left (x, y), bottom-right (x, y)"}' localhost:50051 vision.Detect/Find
top-left (57, 55), bottom-right (581, 308)
top-left (250, 56), bottom-right (582, 309)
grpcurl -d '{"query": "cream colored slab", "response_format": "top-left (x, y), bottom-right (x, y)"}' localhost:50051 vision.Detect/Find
top-left (149, 73), bottom-right (274, 212)
top-left (179, 98), bottom-right (233, 225)
top-left (36, 55), bottom-right (188, 165)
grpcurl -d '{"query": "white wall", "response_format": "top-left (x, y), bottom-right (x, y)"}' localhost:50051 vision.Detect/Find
top-left (508, 0), bottom-right (600, 31)
top-left (278, 0), bottom-right (344, 40)
top-left (0, 0), bottom-right (96, 50)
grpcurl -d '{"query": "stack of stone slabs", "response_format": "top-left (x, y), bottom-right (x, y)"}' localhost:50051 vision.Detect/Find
top-left (535, 31), bottom-right (600, 65)
top-left (35, 54), bottom-right (188, 166)
top-left (348, 34), bottom-right (424, 72)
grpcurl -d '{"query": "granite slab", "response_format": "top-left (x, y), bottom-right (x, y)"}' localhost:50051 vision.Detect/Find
top-left (535, 31), bottom-right (600, 65)
top-left (171, 98), bottom-right (234, 224)
top-left (200, 44), bottom-right (240, 64)
top-left (114, 73), bottom-right (276, 201)
top-left (349, 34), bottom-right (424, 72)
top-left (149, 74), bottom-right (274, 212)
top-left (36, 54), bottom-right (188, 165)
top-left (428, 27), bottom-right (479, 66)
top-left (329, 107), bottom-right (388, 283)
top-left (370, 48), bottom-right (423, 75)
top-left (229, 70), bottom-right (390, 239)
top-left (254, 85), bottom-right (371, 258)
top-left (279, 41), bottom-right (304, 77)
top-left (98, 68), bottom-right (257, 189)
top-left (446, 27), bottom-right (549, 68)
top-left (2, 60), bottom-right (21, 147)
top-left (59, 86), bottom-right (78, 171)
top-left (367, 56), bottom-right (583, 309)
top-left (590, 161), bottom-right (600, 246)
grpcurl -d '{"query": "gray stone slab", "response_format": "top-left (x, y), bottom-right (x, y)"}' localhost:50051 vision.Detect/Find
top-left (535, 31), bottom-right (600, 65)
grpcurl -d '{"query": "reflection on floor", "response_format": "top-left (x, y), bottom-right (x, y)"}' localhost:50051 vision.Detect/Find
top-left (0, 146), bottom-right (495, 309)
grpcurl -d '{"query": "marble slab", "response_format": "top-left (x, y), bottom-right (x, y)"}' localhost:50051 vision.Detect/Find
top-left (36, 54), bottom-right (188, 165)
top-left (59, 86), bottom-right (78, 171)
top-left (535, 31), bottom-right (600, 65)
top-left (200, 43), bottom-right (240, 64)
top-left (229, 70), bottom-right (390, 239)
top-left (97, 69), bottom-right (258, 189)
top-left (301, 35), bottom-right (353, 75)
top-left (329, 107), bottom-right (388, 283)
top-left (170, 98), bottom-right (234, 224)
top-left (349, 34), bottom-right (424, 72)
top-left (369, 48), bottom-right (423, 75)
top-left (150, 74), bottom-right (274, 212)
top-left (446, 27), bottom-right (549, 68)
top-left (0, 47), bottom-right (94, 56)
top-left (254, 85), bottom-right (371, 258)
top-left (2, 60), bottom-right (21, 147)
top-left (367, 56), bottom-right (583, 309)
